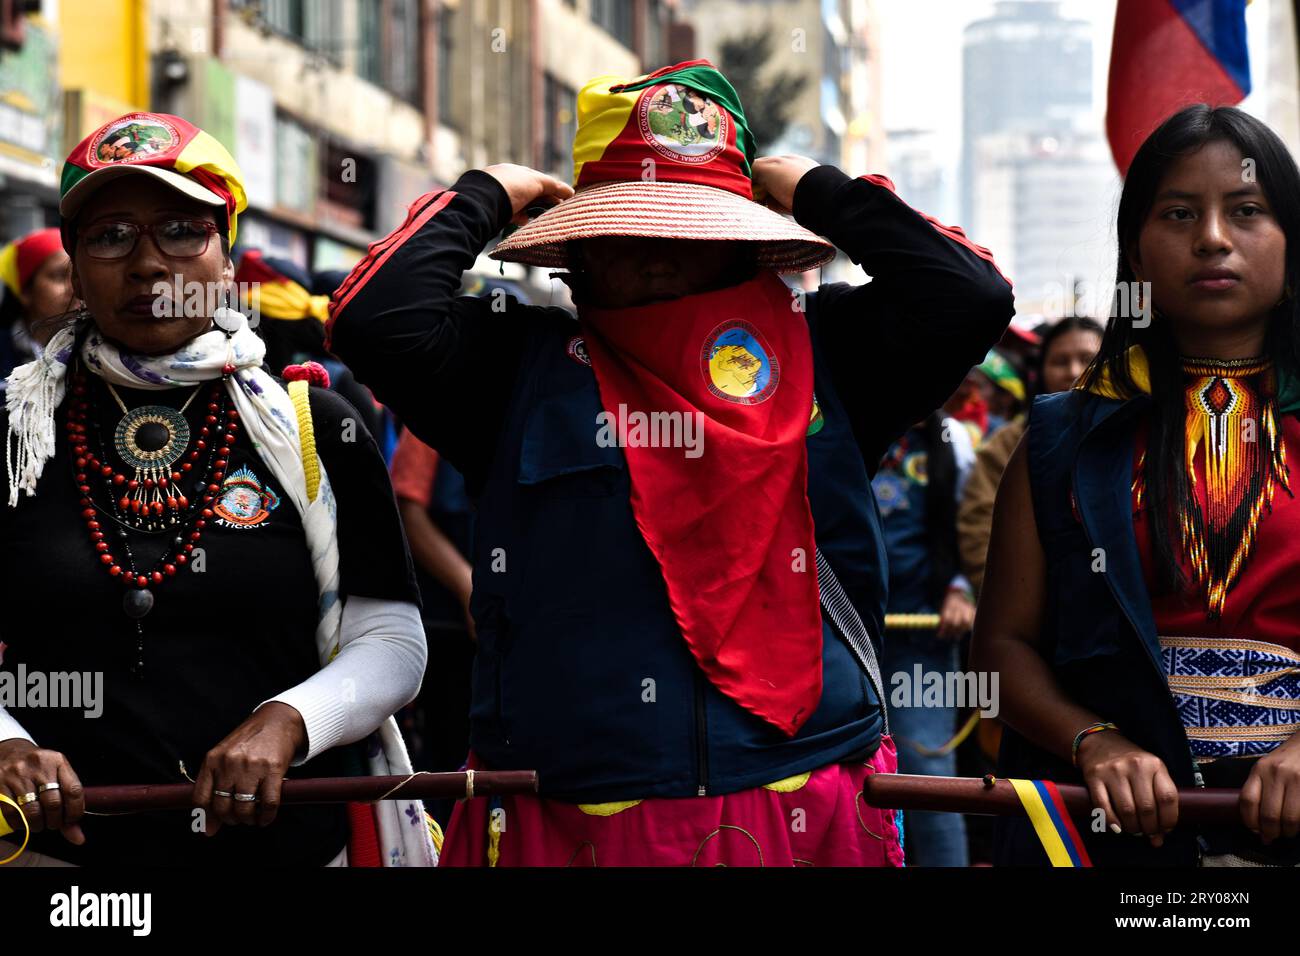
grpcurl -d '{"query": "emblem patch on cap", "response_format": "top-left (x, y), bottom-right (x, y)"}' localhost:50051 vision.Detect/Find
top-left (88, 115), bottom-right (179, 168)
top-left (566, 335), bottom-right (591, 367)
top-left (638, 83), bottom-right (728, 165)
top-left (700, 320), bottom-right (779, 404)
top-left (213, 465), bottom-right (281, 528)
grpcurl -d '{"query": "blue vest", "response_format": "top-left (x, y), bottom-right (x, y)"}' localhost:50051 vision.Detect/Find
top-left (466, 310), bottom-right (885, 802)
top-left (994, 388), bottom-right (1204, 866)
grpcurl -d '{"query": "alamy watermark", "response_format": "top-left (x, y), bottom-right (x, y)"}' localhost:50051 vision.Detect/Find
top-left (889, 665), bottom-right (999, 718)
top-left (150, 277), bottom-right (262, 328)
top-left (596, 405), bottom-right (705, 459)
top-left (1040, 278), bottom-right (1152, 327)
top-left (0, 666), bottom-right (103, 719)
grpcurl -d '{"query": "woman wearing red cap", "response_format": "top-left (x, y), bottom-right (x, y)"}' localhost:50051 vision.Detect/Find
top-left (0, 228), bottom-right (72, 387)
top-left (329, 61), bottom-right (1014, 866)
top-left (0, 113), bottom-right (435, 867)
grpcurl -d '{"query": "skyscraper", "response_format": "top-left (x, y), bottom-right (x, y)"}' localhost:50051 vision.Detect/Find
top-left (961, 0), bottom-right (1091, 228)
top-left (962, 0), bottom-right (1114, 315)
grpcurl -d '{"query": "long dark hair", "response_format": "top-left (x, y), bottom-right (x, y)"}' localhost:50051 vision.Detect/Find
top-left (1077, 105), bottom-right (1300, 593)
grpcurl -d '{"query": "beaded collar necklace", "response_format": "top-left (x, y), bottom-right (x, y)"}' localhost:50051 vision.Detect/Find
top-left (66, 364), bottom-right (242, 672)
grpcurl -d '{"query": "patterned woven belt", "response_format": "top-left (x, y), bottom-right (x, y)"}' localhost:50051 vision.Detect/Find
top-left (1159, 635), bottom-right (1300, 759)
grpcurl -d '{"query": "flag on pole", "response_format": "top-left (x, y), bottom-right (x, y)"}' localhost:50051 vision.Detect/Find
top-left (1107, 0), bottom-right (1251, 175)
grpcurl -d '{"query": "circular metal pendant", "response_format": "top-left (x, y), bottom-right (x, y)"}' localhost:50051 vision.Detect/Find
top-left (113, 405), bottom-right (190, 471)
top-left (123, 588), bottom-right (155, 619)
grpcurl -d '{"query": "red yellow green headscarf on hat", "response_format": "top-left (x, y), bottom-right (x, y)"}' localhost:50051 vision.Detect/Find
top-left (235, 250), bottom-right (332, 324)
top-left (58, 112), bottom-right (247, 254)
top-left (491, 59), bottom-right (834, 273)
top-left (0, 228), bottom-right (63, 298)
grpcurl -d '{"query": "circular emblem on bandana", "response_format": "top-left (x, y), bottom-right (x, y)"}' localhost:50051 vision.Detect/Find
top-left (88, 115), bottom-right (179, 167)
top-left (700, 320), bottom-right (779, 404)
top-left (566, 335), bottom-right (591, 367)
top-left (638, 83), bottom-right (728, 165)
top-left (213, 465), bottom-right (281, 528)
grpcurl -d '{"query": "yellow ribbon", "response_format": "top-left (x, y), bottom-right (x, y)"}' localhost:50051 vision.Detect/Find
top-left (287, 378), bottom-right (321, 504)
top-left (427, 813), bottom-right (444, 855)
top-left (900, 710), bottom-right (981, 758)
top-left (0, 794), bottom-right (31, 864)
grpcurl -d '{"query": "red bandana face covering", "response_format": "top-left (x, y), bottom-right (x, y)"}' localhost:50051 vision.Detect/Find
top-left (578, 269), bottom-right (822, 736)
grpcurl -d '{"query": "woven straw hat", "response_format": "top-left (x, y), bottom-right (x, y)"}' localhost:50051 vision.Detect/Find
top-left (490, 60), bottom-right (834, 274)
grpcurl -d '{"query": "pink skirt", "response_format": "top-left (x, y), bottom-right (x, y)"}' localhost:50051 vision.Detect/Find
top-left (439, 736), bottom-right (904, 867)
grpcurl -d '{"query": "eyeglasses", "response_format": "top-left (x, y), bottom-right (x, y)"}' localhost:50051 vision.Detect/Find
top-left (77, 220), bottom-right (220, 261)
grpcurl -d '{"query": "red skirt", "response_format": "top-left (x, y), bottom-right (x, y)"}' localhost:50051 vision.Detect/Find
top-left (439, 736), bottom-right (904, 867)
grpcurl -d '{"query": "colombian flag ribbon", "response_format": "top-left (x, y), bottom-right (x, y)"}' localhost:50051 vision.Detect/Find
top-left (1009, 778), bottom-right (1093, 867)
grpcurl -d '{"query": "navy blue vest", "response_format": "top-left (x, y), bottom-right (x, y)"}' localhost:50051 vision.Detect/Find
top-left (465, 308), bottom-right (885, 802)
top-left (994, 388), bottom-right (1204, 866)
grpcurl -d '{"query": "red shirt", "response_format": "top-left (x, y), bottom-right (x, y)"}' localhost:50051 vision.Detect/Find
top-left (1133, 413), bottom-right (1300, 650)
top-left (389, 425), bottom-right (439, 508)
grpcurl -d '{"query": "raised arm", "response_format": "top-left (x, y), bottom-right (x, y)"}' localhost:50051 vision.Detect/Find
top-left (787, 163), bottom-right (1015, 469)
top-left (325, 166), bottom-right (572, 488)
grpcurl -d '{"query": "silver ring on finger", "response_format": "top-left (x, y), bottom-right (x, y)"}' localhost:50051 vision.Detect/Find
top-left (16, 791), bottom-right (38, 806)
top-left (233, 793), bottom-right (258, 802)
top-left (213, 789), bottom-right (233, 798)
top-left (37, 782), bottom-right (60, 794)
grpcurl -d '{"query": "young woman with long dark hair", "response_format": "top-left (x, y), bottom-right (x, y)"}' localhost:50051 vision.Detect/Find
top-left (973, 104), bottom-right (1300, 866)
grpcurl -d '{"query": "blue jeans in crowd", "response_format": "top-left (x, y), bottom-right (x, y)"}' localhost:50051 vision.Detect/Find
top-left (882, 627), bottom-right (970, 867)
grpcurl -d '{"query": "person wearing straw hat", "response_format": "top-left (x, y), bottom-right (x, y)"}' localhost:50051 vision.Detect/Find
top-left (0, 112), bottom-right (435, 866)
top-left (328, 59), bottom-right (1014, 866)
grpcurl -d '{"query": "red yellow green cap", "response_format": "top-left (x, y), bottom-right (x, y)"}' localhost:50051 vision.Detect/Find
top-left (59, 112), bottom-right (247, 246)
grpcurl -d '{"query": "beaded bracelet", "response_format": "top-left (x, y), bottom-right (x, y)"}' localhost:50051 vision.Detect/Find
top-left (1071, 721), bottom-right (1119, 766)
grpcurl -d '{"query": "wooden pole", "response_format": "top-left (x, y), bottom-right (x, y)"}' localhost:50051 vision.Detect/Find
top-left (1, 770), bottom-right (537, 829)
top-left (863, 773), bottom-right (1242, 825)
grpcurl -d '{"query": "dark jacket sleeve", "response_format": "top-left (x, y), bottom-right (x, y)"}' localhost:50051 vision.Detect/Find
top-left (324, 169), bottom-right (560, 491)
top-left (792, 165), bottom-right (1015, 471)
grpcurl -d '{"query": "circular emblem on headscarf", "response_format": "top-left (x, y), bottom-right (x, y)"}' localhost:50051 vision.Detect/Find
top-left (638, 83), bottom-right (728, 165)
top-left (700, 319), bottom-right (779, 404)
top-left (88, 116), bottom-right (178, 167)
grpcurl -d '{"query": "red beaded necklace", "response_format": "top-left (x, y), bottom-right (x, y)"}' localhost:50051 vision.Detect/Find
top-left (67, 364), bottom-right (241, 630)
